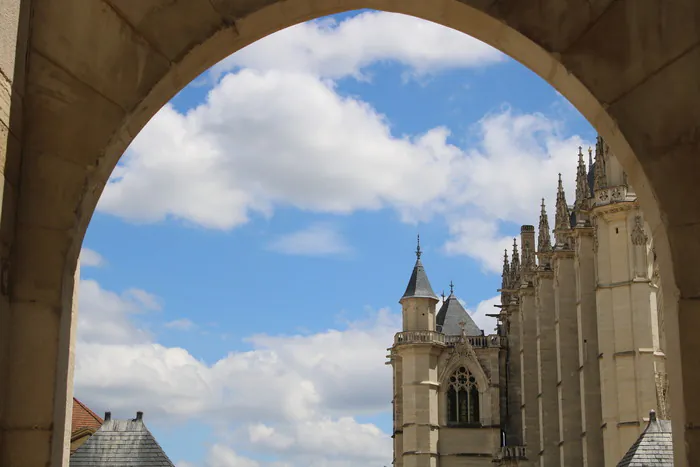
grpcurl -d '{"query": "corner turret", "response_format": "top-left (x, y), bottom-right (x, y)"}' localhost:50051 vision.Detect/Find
top-left (399, 236), bottom-right (439, 331)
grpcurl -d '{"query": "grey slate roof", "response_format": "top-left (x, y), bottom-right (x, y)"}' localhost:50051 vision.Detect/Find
top-left (400, 257), bottom-right (438, 302)
top-left (436, 293), bottom-right (482, 336)
top-left (70, 412), bottom-right (175, 467)
top-left (617, 410), bottom-right (674, 467)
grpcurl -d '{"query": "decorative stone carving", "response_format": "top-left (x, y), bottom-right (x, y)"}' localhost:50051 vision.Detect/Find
top-left (631, 216), bottom-right (648, 246)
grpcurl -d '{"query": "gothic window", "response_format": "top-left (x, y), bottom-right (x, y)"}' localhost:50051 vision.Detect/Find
top-left (446, 366), bottom-right (480, 425)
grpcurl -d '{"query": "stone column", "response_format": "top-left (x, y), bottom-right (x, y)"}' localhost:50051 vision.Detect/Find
top-left (519, 286), bottom-right (539, 465)
top-left (573, 228), bottom-right (603, 466)
top-left (535, 268), bottom-right (559, 466)
top-left (505, 300), bottom-right (524, 446)
top-left (553, 249), bottom-right (583, 466)
top-left (398, 344), bottom-right (441, 467)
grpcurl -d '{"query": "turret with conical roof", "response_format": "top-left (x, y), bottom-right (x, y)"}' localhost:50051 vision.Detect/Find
top-left (399, 236), bottom-right (439, 331)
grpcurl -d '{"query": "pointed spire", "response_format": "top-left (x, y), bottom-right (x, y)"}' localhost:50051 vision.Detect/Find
top-left (575, 146), bottom-right (589, 207)
top-left (555, 174), bottom-right (570, 230)
top-left (510, 238), bottom-right (520, 286)
top-left (593, 135), bottom-right (607, 191)
top-left (401, 236), bottom-right (438, 302)
top-left (555, 174), bottom-right (572, 246)
top-left (501, 249), bottom-right (510, 289)
top-left (538, 198), bottom-right (552, 254)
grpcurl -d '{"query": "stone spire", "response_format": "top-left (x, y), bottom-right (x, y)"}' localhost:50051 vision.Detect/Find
top-left (538, 198), bottom-right (552, 255)
top-left (575, 146), bottom-right (589, 208)
top-left (554, 174), bottom-right (572, 247)
top-left (400, 235), bottom-right (438, 303)
top-left (501, 249), bottom-right (510, 289)
top-left (593, 135), bottom-right (607, 191)
top-left (510, 238), bottom-right (521, 286)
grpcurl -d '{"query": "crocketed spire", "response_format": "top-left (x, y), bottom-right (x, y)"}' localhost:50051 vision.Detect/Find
top-left (575, 146), bottom-right (589, 208)
top-left (538, 198), bottom-right (552, 254)
top-left (593, 135), bottom-right (607, 191)
top-left (501, 249), bottom-right (510, 289)
top-left (509, 238), bottom-right (520, 286)
top-left (554, 174), bottom-right (572, 246)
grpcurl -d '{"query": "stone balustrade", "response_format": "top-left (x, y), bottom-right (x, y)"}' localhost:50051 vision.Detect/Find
top-left (495, 445), bottom-right (527, 460)
top-left (393, 331), bottom-right (506, 348)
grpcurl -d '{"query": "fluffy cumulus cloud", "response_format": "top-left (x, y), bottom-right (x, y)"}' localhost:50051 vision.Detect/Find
top-left (75, 273), bottom-right (399, 466)
top-left (210, 11), bottom-right (504, 81)
top-left (98, 11), bottom-right (587, 273)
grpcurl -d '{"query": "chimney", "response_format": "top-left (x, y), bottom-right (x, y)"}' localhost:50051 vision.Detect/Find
top-left (649, 409), bottom-right (657, 422)
top-left (136, 411), bottom-right (143, 421)
top-left (104, 412), bottom-right (111, 421)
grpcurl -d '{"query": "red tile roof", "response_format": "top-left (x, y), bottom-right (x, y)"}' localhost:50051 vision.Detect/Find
top-left (72, 397), bottom-right (103, 433)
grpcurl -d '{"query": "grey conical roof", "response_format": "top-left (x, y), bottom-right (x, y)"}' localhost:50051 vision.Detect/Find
top-left (616, 411), bottom-right (673, 467)
top-left (400, 237), bottom-right (438, 304)
top-left (436, 293), bottom-right (482, 336)
top-left (70, 413), bottom-right (175, 466)
top-left (401, 256), bottom-right (438, 302)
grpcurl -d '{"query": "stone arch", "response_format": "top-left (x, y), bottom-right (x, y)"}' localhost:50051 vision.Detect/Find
top-left (2, 1), bottom-right (699, 465)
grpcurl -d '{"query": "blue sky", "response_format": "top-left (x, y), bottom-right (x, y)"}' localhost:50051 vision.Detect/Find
top-left (74, 9), bottom-right (596, 467)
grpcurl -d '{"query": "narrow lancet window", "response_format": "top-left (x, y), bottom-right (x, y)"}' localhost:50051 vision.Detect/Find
top-left (446, 366), bottom-right (480, 425)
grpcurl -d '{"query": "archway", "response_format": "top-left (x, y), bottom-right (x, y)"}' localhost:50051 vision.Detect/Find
top-left (1, 1), bottom-right (698, 466)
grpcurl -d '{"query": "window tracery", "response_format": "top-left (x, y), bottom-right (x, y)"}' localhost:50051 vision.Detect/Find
top-left (446, 366), bottom-right (480, 425)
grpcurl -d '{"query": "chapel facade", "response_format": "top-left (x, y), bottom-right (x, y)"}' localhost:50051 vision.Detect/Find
top-left (386, 135), bottom-right (670, 467)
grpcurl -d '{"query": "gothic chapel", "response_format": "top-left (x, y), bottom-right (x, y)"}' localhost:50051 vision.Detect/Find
top-left (387, 136), bottom-right (672, 467)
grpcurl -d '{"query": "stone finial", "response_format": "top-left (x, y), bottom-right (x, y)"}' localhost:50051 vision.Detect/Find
top-left (593, 135), bottom-right (607, 191)
top-left (575, 146), bottom-right (589, 207)
top-left (449, 280), bottom-right (454, 295)
top-left (538, 198), bottom-right (552, 254)
top-left (415, 234), bottom-right (422, 260)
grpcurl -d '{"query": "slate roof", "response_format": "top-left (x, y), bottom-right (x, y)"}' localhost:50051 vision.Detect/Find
top-left (72, 398), bottom-right (104, 433)
top-left (70, 412), bottom-right (175, 467)
top-left (436, 293), bottom-right (482, 336)
top-left (400, 255), bottom-right (438, 302)
top-left (617, 410), bottom-right (674, 467)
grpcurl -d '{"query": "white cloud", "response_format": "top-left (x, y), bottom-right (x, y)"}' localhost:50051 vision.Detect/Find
top-left (210, 11), bottom-right (504, 81)
top-left (98, 13), bottom-right (586, 274)
top-left (75, 277), bottom-right (397, 466)
top-left (267, 223), bottom-right (351, 256)
top-left (77, 279), bottom-right (156, 345)
top-left (80, 248), bottom-right (105, 268)
top-left (467, 296), bottom-right (501, 335)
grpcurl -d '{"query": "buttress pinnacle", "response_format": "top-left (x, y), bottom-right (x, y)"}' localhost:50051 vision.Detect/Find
top-left (510, 238), bottom-right (520, 286)
top-left (555, 174), bottom-right (570, 233)
top-left (501, 249), bottom-right (510, 288)
top-left (538, 199), bottom-right (552, 253)
top-left (575, 146), bottom-right (589, 207)
top-left (593, 135), bottom-right (607, 191)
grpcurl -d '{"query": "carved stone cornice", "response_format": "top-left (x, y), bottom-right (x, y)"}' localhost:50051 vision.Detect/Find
top-left (551, 249), bottom-right (575, 259)
top-left (591, 198), bottom-right (637, 218)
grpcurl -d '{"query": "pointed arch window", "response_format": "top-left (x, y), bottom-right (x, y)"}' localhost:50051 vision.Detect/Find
top-left (446, 366), bottom-right (480, 425)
